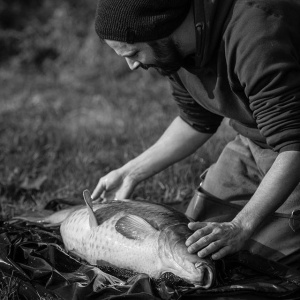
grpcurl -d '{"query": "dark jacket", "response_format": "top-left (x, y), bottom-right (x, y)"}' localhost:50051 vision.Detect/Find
top-left (170, 0), bottom-right (300, 152)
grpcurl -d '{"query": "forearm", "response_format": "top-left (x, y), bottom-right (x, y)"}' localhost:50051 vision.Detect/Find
top-left (233, 150), bottom-right (300, 234)
top-left (186, 150), bottom-right (300, 260)
top-left (121, 116), bottom-right (212, 184)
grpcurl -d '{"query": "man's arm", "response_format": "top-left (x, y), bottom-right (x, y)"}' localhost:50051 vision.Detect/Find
top-left (92, 116), bottom-right (213, 200)
top-left (186, 150), bottom-right (300, 260)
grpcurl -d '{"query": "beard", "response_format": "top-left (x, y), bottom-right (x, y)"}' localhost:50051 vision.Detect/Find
top-left (143, 37), bottom-right (185, 76)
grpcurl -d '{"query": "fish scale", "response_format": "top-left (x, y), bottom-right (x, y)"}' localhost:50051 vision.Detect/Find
top-left (17, 193), bottom-right (216, 288)
top-left (60, 209), bottom-right (91, 256)
top-left (62, 210), bottom-right (163, 276)
top-left (94, 201), bottom-right (188, 230)
top-left (92, 218), bottom-right (161, 276)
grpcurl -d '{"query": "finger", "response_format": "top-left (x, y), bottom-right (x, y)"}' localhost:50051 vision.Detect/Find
top-left (115, 185), bottom-right (132, 200)
top-left (197, 240), bottom-right (223, 258)
top-left (91, 196), bottom-right (103, 203)
top-left (91, 178), bottom-right (107, 199)
top-left (185, 226), bottom-right (212, 247)
top-left (211, 245), bottom-right (232, 260)
top-left (187, 232), bottom-right (217, 253)
top-left (188, 222), bottom-right (207, 231)
top-left (102, 190), bottom-right (115, 201)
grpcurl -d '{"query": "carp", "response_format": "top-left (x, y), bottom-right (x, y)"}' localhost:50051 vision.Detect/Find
top-left (17, 190), bottom-right (215, 288)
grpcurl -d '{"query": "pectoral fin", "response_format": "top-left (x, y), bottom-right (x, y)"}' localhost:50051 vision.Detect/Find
top-left (115, 214), bottom-right (157, 240)
top-left (83, 189), bottom-right (98, 228)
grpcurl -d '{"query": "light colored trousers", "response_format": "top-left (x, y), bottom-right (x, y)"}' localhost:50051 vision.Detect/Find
top-left (186, 135), bottom-right (300, 265)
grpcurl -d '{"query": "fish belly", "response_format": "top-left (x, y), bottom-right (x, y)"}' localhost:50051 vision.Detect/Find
top-left (60, 209), bottom-right (162, 277)
top-left (60, 208), bottom-right (91, 259)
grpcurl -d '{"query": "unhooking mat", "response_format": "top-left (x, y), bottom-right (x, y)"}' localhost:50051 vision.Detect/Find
top-left (1, 220), bottom-right (300, 300)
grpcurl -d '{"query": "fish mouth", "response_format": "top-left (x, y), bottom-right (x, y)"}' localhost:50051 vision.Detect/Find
top-left (194, 262), bottom-right (215, 289)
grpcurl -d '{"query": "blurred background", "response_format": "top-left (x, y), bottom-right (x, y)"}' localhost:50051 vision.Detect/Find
top-left (0, 0), bottom-right (235, 220)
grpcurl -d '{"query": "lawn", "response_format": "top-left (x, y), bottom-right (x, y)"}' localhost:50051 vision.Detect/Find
top-left (0, 12), bottom-right (236, 221)
top-left (0, 3), bottom-right (238, 299)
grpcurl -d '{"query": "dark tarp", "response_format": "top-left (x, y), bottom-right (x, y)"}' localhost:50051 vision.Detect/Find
top-left (1, 220), bottom-right (300, 300)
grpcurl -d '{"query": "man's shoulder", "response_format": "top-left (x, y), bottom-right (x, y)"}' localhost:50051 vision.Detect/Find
top-left (230, 0), bottom-right (300, 24)
top-left (225, 0), bottom-right (300, 48)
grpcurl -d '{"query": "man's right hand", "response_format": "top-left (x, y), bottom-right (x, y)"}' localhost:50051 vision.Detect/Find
top-left (91, 117), bottom-right (212, 202)
top-left (91, 169), bottom-right (136, 201)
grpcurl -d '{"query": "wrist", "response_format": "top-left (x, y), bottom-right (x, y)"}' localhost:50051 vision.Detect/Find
top-left (119, 162), bottom-right (143, 186)
top-left (231, 215), bottom-right (256, 237)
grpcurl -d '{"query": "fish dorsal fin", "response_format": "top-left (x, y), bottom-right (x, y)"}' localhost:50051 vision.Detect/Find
top-left (115, 214), bottom-right (157, 240)
top-left (83, 189), bottom-right (98, 228)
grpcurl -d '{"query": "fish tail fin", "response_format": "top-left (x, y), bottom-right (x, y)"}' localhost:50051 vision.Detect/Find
top-left (93, 267), bottom-right (125, 291)
top-left (83, 189), bottom-right (98, 228)
top-left (12, 206), bottom-right (81, 226)
top-left (11, 216), bottom-right (49, 224)
top-left (12, 215), bottom-right (65, 227)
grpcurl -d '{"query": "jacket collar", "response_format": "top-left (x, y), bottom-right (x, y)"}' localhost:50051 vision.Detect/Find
top-left (183, 0), bottom-right (235, 73)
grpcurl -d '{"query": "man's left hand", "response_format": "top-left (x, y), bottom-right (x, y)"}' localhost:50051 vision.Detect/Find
top-left (185, 221), bottom-right (251, 260)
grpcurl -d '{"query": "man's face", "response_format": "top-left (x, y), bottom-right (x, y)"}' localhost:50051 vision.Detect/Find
top-left (105, 37), bottom-right (185, 76)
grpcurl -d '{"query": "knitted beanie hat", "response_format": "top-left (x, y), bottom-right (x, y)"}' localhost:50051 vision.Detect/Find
top-left (95, 0), bottom-right (192, 44)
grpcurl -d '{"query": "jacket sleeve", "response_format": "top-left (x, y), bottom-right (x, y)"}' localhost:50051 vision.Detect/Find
top-left (227, 1), bottom-right (300, 153)
top-left (169, 73), bottom-right (223, 134)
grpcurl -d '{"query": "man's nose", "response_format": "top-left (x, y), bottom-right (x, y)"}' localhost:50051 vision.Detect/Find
top-left (125, 58), bottom-right (141, 70)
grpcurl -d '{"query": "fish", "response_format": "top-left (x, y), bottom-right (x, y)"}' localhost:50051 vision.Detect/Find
top-left (15, 190), bottom-right (215, 288)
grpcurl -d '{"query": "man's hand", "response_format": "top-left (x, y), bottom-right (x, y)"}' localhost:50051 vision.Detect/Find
top-left (185, 152), bottom-right (300, 261)
top-left (91, 117), bottom-right (212, 202)
top-left (185, 221), bottom-right (252, 260)
top-left (92, 169), bottom-right (136, 201)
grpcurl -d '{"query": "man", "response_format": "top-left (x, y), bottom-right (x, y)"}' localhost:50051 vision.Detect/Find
top-left (92, 0), bottom-right (300, 265)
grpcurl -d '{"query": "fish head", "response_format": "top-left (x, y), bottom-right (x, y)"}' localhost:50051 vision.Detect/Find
top-left (158, 224), bottom-right (215, 288)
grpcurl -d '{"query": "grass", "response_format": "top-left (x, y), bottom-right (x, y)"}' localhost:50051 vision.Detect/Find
top-left (0, 272), bottom-right (20, 300)
top-left (0, 24), bottom-right (236, 221)
top-left (0, 12), bottom-right (236, 300)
